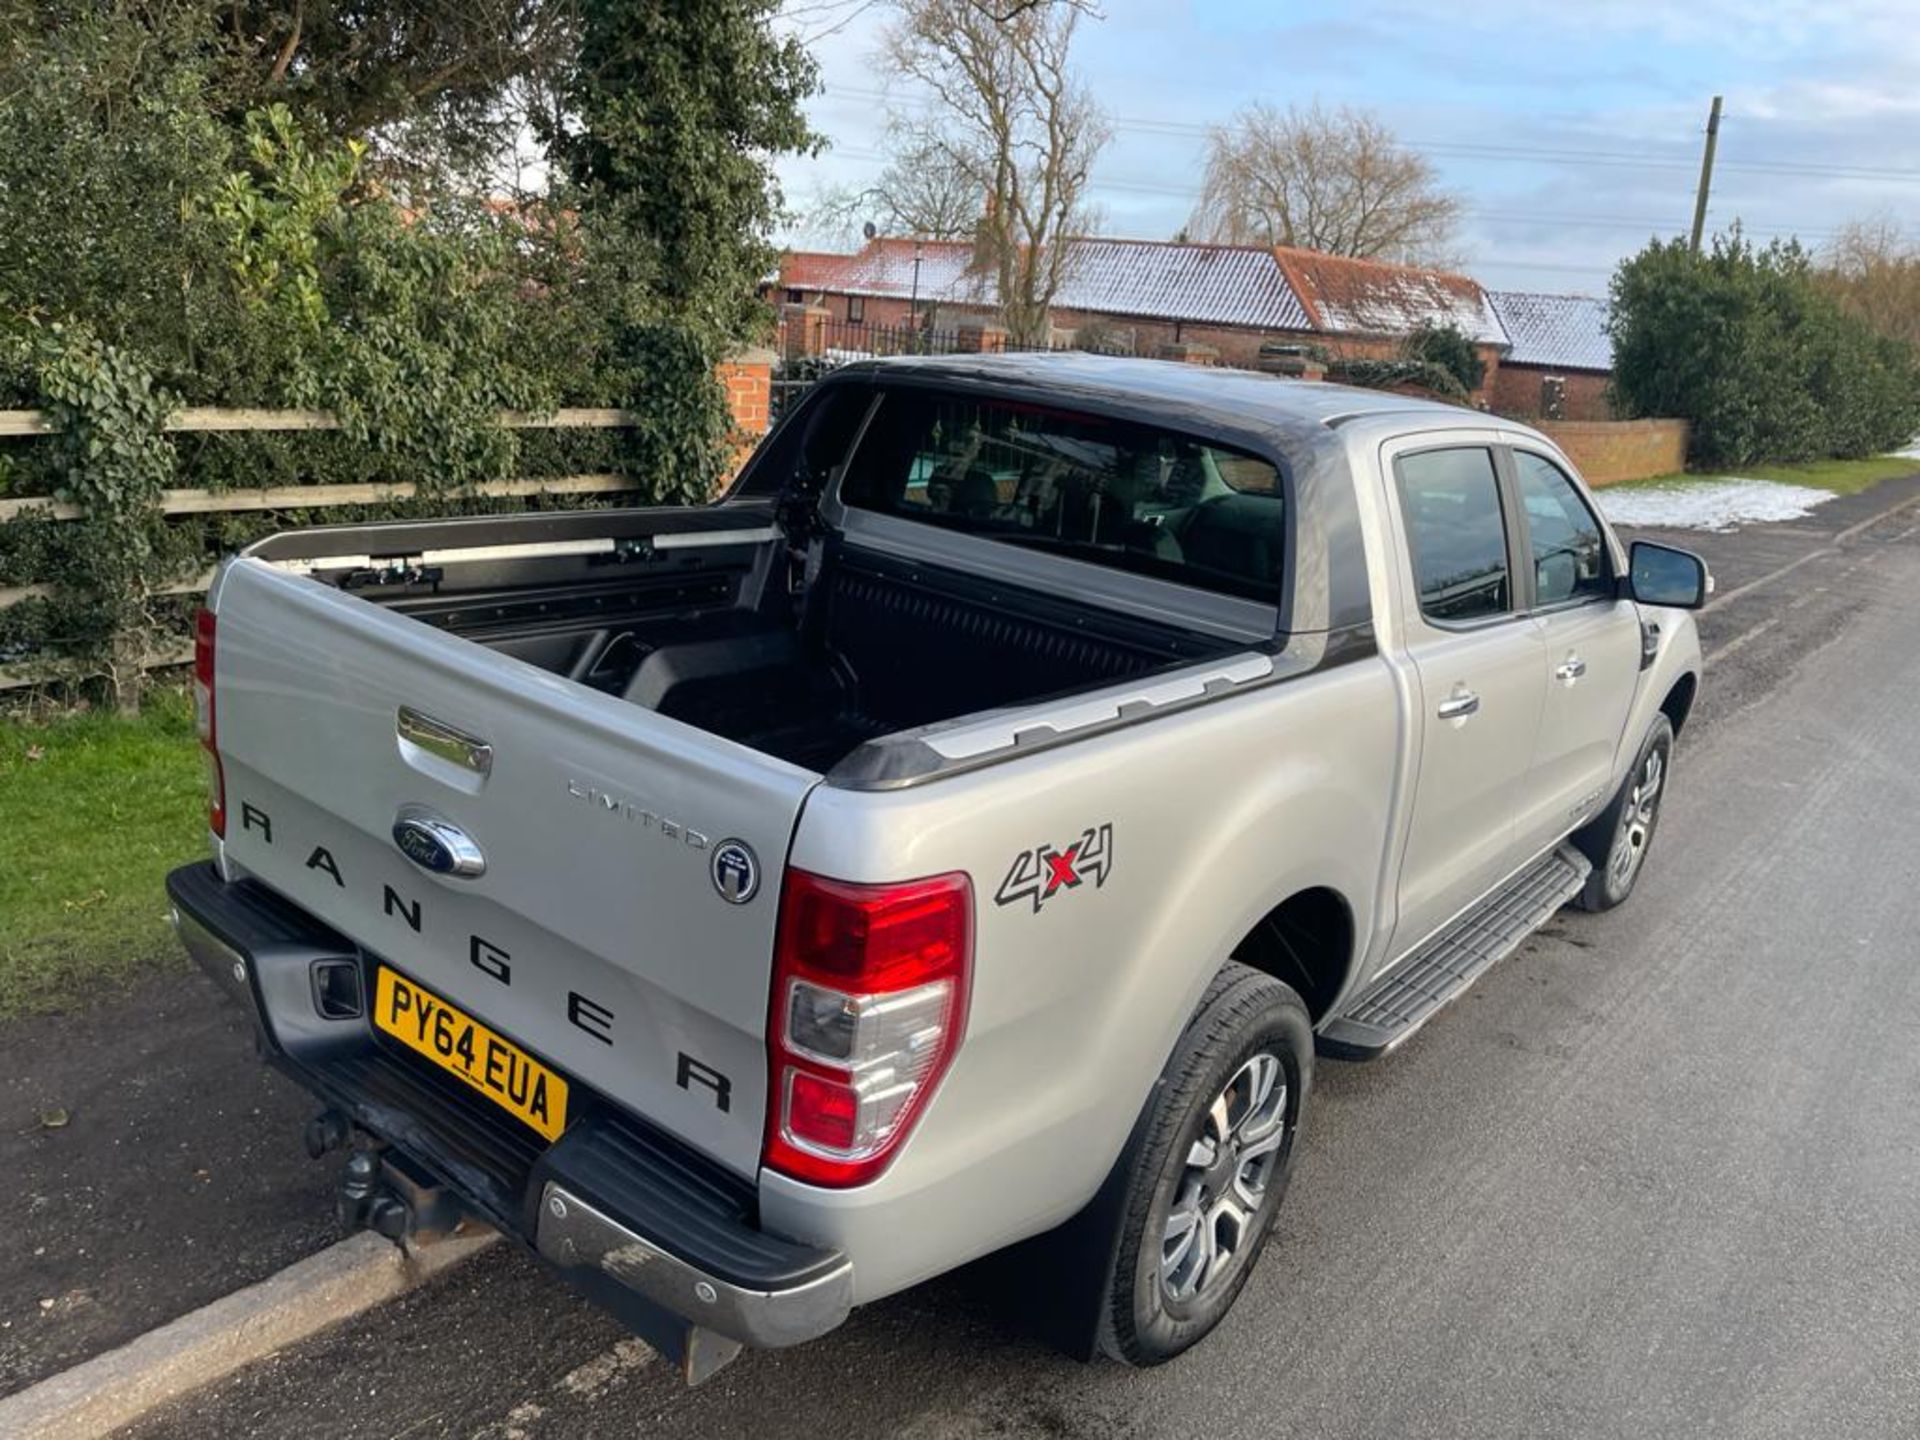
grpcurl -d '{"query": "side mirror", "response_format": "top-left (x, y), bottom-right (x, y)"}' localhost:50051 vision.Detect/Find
top-left (1627, 541), bottom-right (1711, 610)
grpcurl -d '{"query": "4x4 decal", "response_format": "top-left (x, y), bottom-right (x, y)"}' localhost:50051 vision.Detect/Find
top-left (994, 824), bottom-right (1113, 912)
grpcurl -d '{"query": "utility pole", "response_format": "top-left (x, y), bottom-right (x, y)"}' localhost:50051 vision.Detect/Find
top-left (909, 240), bottom-right (924, 343)
top-left (1689, 95), bottom-right (1724, 253)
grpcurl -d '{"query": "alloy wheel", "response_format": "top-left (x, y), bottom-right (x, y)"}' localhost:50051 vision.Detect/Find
top-left (1608, 747), bottom-right (1665, 892)
top-left (1160, 1051), bottom-right (1289, 1303)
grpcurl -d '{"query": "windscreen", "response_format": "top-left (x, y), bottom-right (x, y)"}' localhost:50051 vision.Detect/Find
top-left (840, 391), bottom-right (1287, 602)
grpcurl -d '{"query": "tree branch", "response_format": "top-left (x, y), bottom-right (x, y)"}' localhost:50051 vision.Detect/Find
top-left (268, 1), bottom-right (303, 85)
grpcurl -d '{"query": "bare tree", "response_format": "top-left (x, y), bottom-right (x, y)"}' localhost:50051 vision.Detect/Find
top-left (1818, 214), bottom-right (1920, 351)
top-left (802, 129), bottom-right (983, 246)
top-left (1190, 102), bottom-right (1459, 262)
top-left (883, 0), bottom-right (1110, 346)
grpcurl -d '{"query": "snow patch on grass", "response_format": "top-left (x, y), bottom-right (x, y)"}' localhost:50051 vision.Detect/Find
top-left (1597, 478), bottom-right (1836, 532)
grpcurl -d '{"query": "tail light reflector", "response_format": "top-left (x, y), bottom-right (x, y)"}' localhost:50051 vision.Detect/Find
top-left (764, 869), bottom-right (972, 1187)
top-left (194, 607), bottom-right (226, 838)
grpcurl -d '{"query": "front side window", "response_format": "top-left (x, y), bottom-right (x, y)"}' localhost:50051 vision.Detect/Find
top-left (839, 392), bottom-right (1286, 601)
top-left (1395, 447), bottom-right (1512, 623)
top-left (1514, 450), bottom-right (1611, 606)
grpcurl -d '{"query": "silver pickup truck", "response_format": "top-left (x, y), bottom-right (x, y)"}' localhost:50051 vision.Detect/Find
top-left (167, 354), bottom-right (1706, 1380)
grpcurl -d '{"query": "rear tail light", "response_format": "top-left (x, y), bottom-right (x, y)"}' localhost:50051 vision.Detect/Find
top-left (193, 607), bottom-right (226, 838)
top-left (764, 869), bottom-right (972, 1187)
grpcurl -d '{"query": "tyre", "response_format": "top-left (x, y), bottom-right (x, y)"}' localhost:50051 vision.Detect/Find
top-left (1097, 962), bottom-right (1313, 1366)
top-left (1570, 713), bottom-right (1674, 912)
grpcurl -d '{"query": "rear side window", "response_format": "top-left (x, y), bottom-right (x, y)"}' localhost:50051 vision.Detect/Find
top-left (839, 391), bottom-right (1286, 602)
top-left (1514, 450), bottom-right (1611, 606)
top-left (730, 382), bottom-right (871, 498)
top-left (1395, 447), bottom-right (1512, 623)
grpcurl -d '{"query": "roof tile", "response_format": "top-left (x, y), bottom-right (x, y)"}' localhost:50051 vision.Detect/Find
top-left (1485, 290), bottom-right (1613, 371)
top-left (1273, 247), bottom-right (1506, 346)
top-left (781, 237), bottom-right (1308, 330)
top-left (782, 238), bottom-right (1522, 348)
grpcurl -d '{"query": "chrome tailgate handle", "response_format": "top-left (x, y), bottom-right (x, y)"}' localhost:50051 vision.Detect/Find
top-left (398, 706), bottom-right (494, 776)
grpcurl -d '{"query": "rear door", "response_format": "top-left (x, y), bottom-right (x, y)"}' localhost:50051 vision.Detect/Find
top-left (1506, 445), bottom-right (1641, 853)
top-left (210, 558), bottom-right (817, 1177)
top-left (1383, 440), bottom-right (1548, 954)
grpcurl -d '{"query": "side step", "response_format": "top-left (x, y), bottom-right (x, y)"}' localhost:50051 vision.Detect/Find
top-left (1319, 844), bottom-right (1591, 1060)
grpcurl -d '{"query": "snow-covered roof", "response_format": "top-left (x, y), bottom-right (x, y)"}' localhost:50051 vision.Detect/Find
top-left (1273, 247), bottom-right (1507, 347)
top-left (783, 240), bottom-right (979, 303)
top-left (783, 238), bottom-right (1310, 331)
top-left (1050, 239), bottom-right (1311, 329)
top-left (1486, 290), bottom-right (1613, 372)
top-left (783, 238), bottom-right (1509, 345)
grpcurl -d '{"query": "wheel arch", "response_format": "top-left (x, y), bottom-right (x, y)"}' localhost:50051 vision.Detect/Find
top-left (1660, 670), bottom-right (1698, 735)
top-left (1228, 885), bottom-right (1357, 1024)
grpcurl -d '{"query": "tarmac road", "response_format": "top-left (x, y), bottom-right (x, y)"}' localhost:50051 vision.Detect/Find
top-left (117, 489), bottom-right (1920, 1440)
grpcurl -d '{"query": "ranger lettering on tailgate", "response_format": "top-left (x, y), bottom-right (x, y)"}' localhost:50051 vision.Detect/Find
top-left (233, 796), bottom-right (737, 1113)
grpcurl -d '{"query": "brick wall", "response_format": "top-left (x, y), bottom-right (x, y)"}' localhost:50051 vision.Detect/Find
top-left (1536, 418), bottom-right (1688, 486)
top-left (1491, 365), bottom-right (1612, 422)
top-left (786, 291), bottom-right (920, 330)
top-left (1042, 309), bottom-right (1263, 364)
top-left (718, 347), bottom-right (775, 486)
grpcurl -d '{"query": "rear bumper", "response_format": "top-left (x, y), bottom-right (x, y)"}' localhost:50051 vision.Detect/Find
top-left (165, 860), bottom-right (853, 1357)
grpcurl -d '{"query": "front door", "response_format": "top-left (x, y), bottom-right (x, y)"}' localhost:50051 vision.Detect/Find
top-left (1507, 447), bottom-right (1642, 854)
top-left (1385, 442), bottom-right (1548, 957)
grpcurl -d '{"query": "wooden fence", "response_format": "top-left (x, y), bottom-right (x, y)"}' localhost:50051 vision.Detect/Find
top-left (0, 406), bottom-right (663, 690)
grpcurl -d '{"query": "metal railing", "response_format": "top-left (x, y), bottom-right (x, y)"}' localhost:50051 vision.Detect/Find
top-left (768, 318), bottom-right (1126, 421)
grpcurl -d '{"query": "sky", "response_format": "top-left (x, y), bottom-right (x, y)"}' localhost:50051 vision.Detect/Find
top-left (773, 0), bottom-right (1920, 296)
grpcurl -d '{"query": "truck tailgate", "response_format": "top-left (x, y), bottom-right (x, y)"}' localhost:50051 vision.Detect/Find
top-left (209, 558), bottom-right (817, 1177)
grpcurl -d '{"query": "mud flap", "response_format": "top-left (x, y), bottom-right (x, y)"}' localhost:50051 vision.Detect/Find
top-left (986, 1076), bottom-right (1163, 1362)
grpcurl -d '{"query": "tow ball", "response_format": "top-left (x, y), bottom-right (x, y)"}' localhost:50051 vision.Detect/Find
top-left (311, 1111), bottom-right (471, 1245)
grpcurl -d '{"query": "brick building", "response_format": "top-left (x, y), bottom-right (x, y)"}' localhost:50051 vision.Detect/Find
top-left (1270, 246), bottom-right (1508, 387)
top-left (777, 237), bottom-right (1516, 403)
top-left (780, 237), bottom-right (1311, 361)
top-left (1484, 290), bottom-right (1614, 421)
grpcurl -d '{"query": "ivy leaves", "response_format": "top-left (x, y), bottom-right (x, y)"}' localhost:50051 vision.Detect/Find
top-left (209, 106), bottom-right (366, 336)
top-left (31, 327), bottom-right (177, 706)
top-left (0, 2), bottom-right (821, 705)
top-left (553, 0), bottom-right (820, 498)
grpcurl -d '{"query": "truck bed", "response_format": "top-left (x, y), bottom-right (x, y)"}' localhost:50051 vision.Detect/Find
top-left (247, 504), bottom-right (1241, 775)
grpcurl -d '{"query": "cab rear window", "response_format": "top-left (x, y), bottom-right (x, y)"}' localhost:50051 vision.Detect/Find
top-left (840, 392), bottom-right (1287, 602)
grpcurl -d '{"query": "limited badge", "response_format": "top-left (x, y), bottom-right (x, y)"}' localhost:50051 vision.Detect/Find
top-left (710, 839), bottom-right (760, 904)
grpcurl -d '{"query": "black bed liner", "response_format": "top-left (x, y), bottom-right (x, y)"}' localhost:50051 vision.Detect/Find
top-left (350, 536), bottom-right (1237, 773)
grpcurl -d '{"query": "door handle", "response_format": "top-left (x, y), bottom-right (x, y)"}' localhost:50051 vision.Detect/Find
top-left (1436, 690), bottom-right (1481, 721)
top-left (1555, 656), bottom-right (1588, 683)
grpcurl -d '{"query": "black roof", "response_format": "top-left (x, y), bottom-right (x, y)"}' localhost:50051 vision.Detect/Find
top-left (832, 351), bottom-right (1469, 451)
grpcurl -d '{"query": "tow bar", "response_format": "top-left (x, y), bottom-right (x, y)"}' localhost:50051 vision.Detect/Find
top-left (310, 1108), bottom-right (473, 1246)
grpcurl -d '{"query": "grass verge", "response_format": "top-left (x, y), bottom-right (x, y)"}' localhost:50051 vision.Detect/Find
top-left (0, 689), bottom-right (204, 1019)
top-left (1611, 453), bottom-right (1920, 494)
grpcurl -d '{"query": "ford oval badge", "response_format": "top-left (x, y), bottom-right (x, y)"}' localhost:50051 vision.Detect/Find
top-left (710, 838), bottom-right (759, 904)
top-left (392, 807), bottom-right (486, 879)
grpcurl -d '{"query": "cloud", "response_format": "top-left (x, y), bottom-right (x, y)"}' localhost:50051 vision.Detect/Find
top-left (773, 0), bottom-right (1920, 293)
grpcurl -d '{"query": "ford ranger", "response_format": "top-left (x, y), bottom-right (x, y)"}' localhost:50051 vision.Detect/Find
top-left (166, 354), bottom-right (1707, 1381)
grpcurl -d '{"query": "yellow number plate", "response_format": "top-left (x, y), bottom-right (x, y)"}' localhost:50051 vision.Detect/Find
top-left (373, 968), bottom-right (569, 1142)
